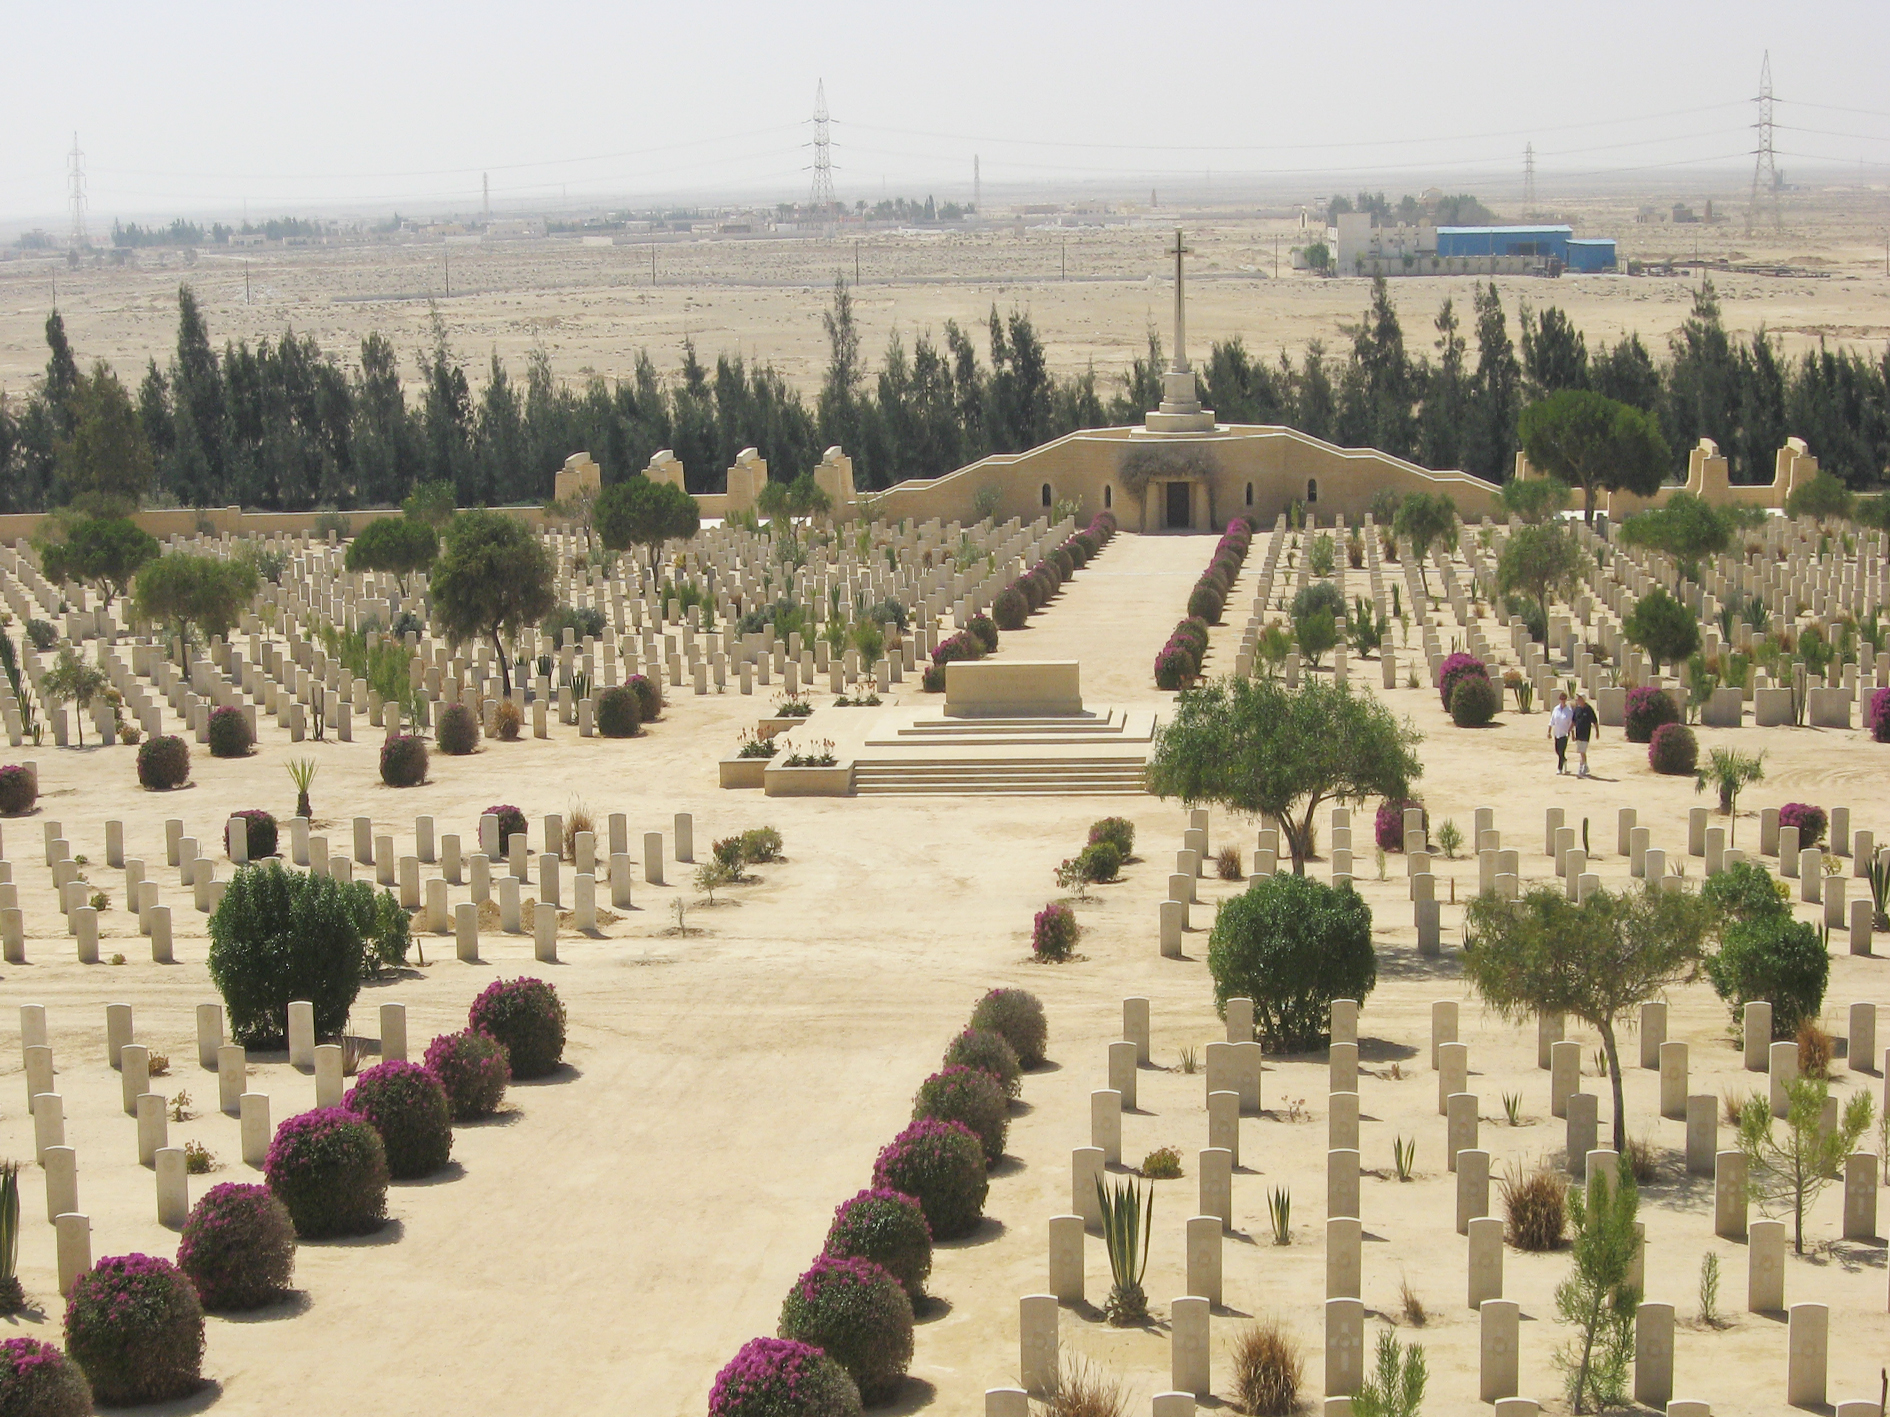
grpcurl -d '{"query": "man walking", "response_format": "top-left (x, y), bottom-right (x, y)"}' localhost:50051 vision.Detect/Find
top-left (1548, 691), bottom-right (1573, 774)
top-left (1570, 691), bottom-right (1600, 778)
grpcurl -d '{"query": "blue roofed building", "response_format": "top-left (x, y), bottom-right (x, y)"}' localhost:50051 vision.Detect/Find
top-left (1435, 225), bottom-right (1573, 260)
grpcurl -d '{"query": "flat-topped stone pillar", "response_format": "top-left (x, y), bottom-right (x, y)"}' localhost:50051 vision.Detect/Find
top-left (1457, 1148), bottom-right (1490, 1233)
top-left (1748, 1218), bottom-right (1785, 1310)
top-left (1018, 1294), bottom-right (1058, 1395)
top-left (43, 1146), bottom-right (77, 1221)
top-left (1071, 1148), bottom-right (1103, 1228)
top-left (1468, 1214), bottom-right (1503, 1307)
top-left (1550, 1040), bottom-right (1581, 1117)
top-left (1047, 1215), bottom-right (1084, 1303)
top-left (1199, 1147), bottom-right (1233, 1227)
top-left (1659, 1042), bottom-right (1688, 1119)
top-left (1479, 1298), bottom-right (1520, 1401)
top-left (314, 1044), bottom-right (344, 1108)
top-left (156, 1147), bottom-right (189, 1227)
top-left (217, 1044), bottom-right (246, 1113)
top-left (1786, 1302), bottom-right (1827, 1407)
top-left (240, 1093), bottom-right (271, 1167)
top-left (1841, 1152), bottom-right (1877, 1239)
top-left (1108, 1041), bottom-right (1138, 1110)
top-left (1744, 1001), bottom-right (1772, 1069)
top-left (1633, 1301), bottom-right (1675, 1408)
top-left (1123, 997), bottom-right (1151, 1063)
top-left (55, 1213), bottom-right (89, 1297)
top-left (1685, 1096), bottom-right (1717, 1174)
top-left (1186, 1215), bottom-right (1222, 1305)
top-left (1170, 1294), bottom-right (1209, 1397)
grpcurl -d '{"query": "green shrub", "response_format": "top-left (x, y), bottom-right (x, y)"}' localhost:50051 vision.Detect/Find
top-left (1648, 722), bottom-right (1698, 775)
top-left (912, 1065), bottom-right (1009, 1164)
top-left (597, 686), bottom-right (641, 737)
top-left (423, 1030), bottom-right (510, 1119)
top-left (739, 826), bottom-right (783, 863)
top-left (0, 766), bottom-right (36, 816)
top-left (777, 1256), bottom-right (914, 1405)
top-left (942, 1027), bottom-right (1022, 1098)
top-left (968, 987), bottom-right (1047, 1068)
top-left (992, 586), bottom-right (1028, 630)
top-left (264, 1108), bottom-right (388, 1237)
top-left (436, 702), bottom-right (479, 754)
top-left (379, 733), bottom-right (428, 786)
top-left (1208, 873), bottom-right (1376, 1050)
top-left (542, 604), bottom-right (605, 644)
top-left (467, 977), bottom-right (567, 1078)
top-left (137, 733), bottom-right (190, 789)
top-left (344, 1061), bottom-right (453, 1178)
top-left (207, 705), bottom-right (253, 757)
top-left (23, 619), bottom-right (56, 651)
top-left (967, 611), bottom-right (998, 655)
top-left (1702, 859), bottom-right (1791, 925)
top-left (1077, 840), bottom-right (1122, 882)
top-left (62, 1254), bottom-right (203, 1405)
top-left (0, 1337), bottom-right (91, 1417)
top-left (823, 1189), bottom-right (932, 1304)
top-left (1706, 915), bottom-right (1829, 1038)
top-left (1088, 817), bottom-right (1135, 856)
top-left (871, 1118), bottom-right (988, 1240)
top-left (175, 1182), bottom-right (296, 1309)
top-left (348, 881), bottom-right (411, 972)
top-left (1449, 672), bottom-right (1499, 727)
top-left (208, 862), bottom-right (364, 1046)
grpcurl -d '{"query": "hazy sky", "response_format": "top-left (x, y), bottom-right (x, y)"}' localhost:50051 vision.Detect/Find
top-left (5, 0), bottom-right (1888, 225)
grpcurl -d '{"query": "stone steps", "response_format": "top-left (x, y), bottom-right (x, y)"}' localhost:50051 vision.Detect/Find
top-left (852, 756), bottom-right (1148, 796)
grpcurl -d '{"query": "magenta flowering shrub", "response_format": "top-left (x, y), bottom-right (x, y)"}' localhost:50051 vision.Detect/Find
top-left (1648, 722), bottom-right (1699, 775)
top-left (175, 1182), bottom-right (296, 1309)
top-left (63, 1253), bottom-right (204, 1405)
top-left (709, 1337), bottom-right (862, 1417)
top-left (626, 673), bottom-right (664, 722)
top-left (941, 1027), bottom-right (1023, 1098)
top-left (0, 765), bottom-right (34, 816)
top-left (777, 1256), bottom-right (914, 1404)
top-left (1870, 685), bottom-right (1890, 742)
top-left (424, 1029), bottom-right (511, 1120)
top-left (230, 808), bottom-right (278, 859)
top-left (1623, 685), bottom-right (1680, 743)
top-left (0, 1337), bottom-right (91, 1417)
top-left (823, 1189), bottom-right (933, 1304)
top-left (1779, 802), bottom-right (1827, 848)
top-left (1031, 900), bottom-right (1081, 962)
top-left (483, 804), bottom-right (529, 850)
top-left (930, 630), bottom-right (983, 667)
top-left (344, 1061), bottom-right (453, 1178)
top-left (969, 987), bottom-right (1048, 1068)
top-left (1375, 798), bottom-right (1428, 852)
top-left (912, 1065), bottom-right (1009, 1164)
top-left (966, 610), bottom-right (999, 655)
top-left (379, 732), bottom-right (429, 786)
top-left (871, 1118), bottom-right (988, 1240)
top-left (467, 976), bottom-right (567, 1078)
top-left (1436, 652), bottom-right (1488, 711)
top-left (263, 1107), bottom-right (389, 1238)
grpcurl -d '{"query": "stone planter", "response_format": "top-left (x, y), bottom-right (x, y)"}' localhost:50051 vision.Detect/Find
top-left (718, 756), bottom-right (770, 789)
top-left (763, 762), bottom-right (853, 797)
top-left (756, 714), bottom-right (814, 741)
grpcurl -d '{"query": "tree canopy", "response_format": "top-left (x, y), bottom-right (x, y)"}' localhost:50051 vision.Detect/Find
top-left (1784, 469), bottom-right (1854, 523)
top-left (1391, 491), bottom-right (1456, 570)
top-left (344, 516), bottom-right (439, 592)
top-left (132, 552), bottom-right (260, 645)
top-left (53, 360), bottom-right (152, 511)
top-left (1622, 587), bottom-right (1701, 672)
top-left (1495, 522), bottom-right (1584, 637)
top-left (1147, 675), bottom-right (1423, 874)
top-left (594, 476), bottom-right (702, 568)
top-left (1463, 883), bottom-right (1716, 1150)
top-left (35, 514), bottom-right (159, 607)
top-left (1498, 475), bottom-right (1570, 524)
top-left (429, 510), bottom-right (556, 693)
top-left (1519, 389), bottom-right (1669, 522)
top-left (1617, 491), bottom-right (1732, 584)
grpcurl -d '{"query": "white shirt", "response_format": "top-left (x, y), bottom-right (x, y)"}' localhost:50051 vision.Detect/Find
top-left (1549, 703), bottom-right (1574, 739)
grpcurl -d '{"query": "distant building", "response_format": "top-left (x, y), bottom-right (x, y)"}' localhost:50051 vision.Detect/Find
top-left (1434, 225), bottom-right (1573, 260)
top-left (1566, 238), bottom-right (1618, 273)
top-left (1330, 215), bottom-right (1614, 275)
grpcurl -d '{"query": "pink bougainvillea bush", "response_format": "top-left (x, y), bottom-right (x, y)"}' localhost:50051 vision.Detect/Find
top-left (424, 1029), bottom-right (511, 1120)
top-left (1436, 652), bottom-right (1488, 712)
top-left (822, 1189), bottom-right (932, 1304)
top-left (345, 1061), bottom-right (453, 1178)
top-left (468, 976), bottom-right (567, 1078)
top-left (0, 1336), bottom-right (92, 1417)
top-left (911, 1065), bottom-right (1009, 1165)
top-left (175, 1182), bottom-right (296, 1309)
top-left (871, 1118), bottom-right (988, 1241)
top-left (63, 1253), bottom-right (204, 1405)
top-left (707, 1336), bottom-right (862, 1417)
top-left (263, 1107), bottom-right (389, 1238)
top-left (776, 1255), bottom-right (914, 1405)
top-left (1031, 901), bottom-right (1080, 961)
top-left (942, 1026), bottom-right (1022, 1098)
top-left (1779, 802), bottom-right (1827, 848)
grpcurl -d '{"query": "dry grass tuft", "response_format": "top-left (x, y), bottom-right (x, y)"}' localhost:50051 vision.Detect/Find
top-left (1499, 1163), bottom-right (1568, 1251)
top-left (1796, 1020), bottom-right (1834, 1079)
top-left (1231, 1319), bottom-right (1304, 1416)
top-left (1624, 1135), bottom-right (1661, 1185)
top-left (1723, 1088), bottom-right (1754, 1126)
top-left (1043, 1357), bottom-right (1127, 1417)
top-left (1399, 1275), bottom-right (1427, 1326)
top-left (562, 799), bottom-right (597, 862)
top-left (1216, 845), bottom-right (1244, 880)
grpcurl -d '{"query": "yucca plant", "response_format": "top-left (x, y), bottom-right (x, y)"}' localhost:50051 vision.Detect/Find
top-left (1392, 1136), bottom-right (1415, 1182)
top-left (1095, 1176), bottom-right (1152, 1326)
top-left (1868, 851), bottom-right (1890, 931)
top-left (0, 1159), bottom-right (22, 1312)
top-left (1502, 1091), bottom-right (1524, 1127)
top-left (1268, 1186), bottom-right (1292, 1245)
top-left (286, 758), bottom-right (317, 819)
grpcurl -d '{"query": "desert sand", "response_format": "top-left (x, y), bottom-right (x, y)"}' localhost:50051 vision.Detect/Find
top-left (5, 191), bottom-right (1890, 406)
top-left (3, 524), bottom-right (1887, 1416)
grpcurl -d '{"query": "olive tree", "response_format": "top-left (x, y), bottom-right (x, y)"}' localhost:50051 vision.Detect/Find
top-left (1148, 675), bottom-right (1423, 875)
top-left (1391, 492), bottom-right (1457, 595)
top-left (1623, 587), bottom-right (1701, 672)
top-left (1618, 492), bottom-right (1732, 588)
top-left (1463, 883), bottom-right (1717, 1151)
top-left (344, 516), bottom-right (438, 593)
top-left (595, 476), bottom-right (701, 570)
top-left (1496, 522), bottom-right (1584, 639)
top-left (35, 514), bottom-right (158, 608)
top-left (1498, 475), bottom-right (1570, 524)
top-left (132, 552), bottom-right (260, 648)
top-left (429, 510), bottom-right (556, 694)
